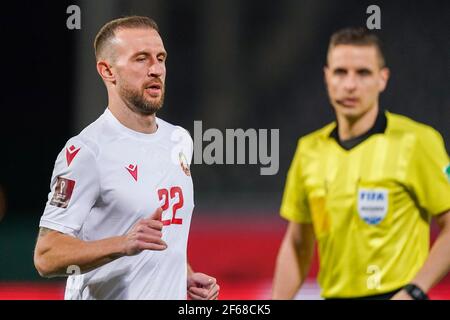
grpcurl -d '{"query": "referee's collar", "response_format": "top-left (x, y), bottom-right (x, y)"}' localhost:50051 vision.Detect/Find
top-left (330, 109), bottom-right (388, 150)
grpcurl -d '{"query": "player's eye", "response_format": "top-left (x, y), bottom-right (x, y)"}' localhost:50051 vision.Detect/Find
top-left (357, 69), bottom-right (372, 76)
top-left (334, 69), bottom-right (347, 76)
top-left (136, 56), bottom-right (147, 62)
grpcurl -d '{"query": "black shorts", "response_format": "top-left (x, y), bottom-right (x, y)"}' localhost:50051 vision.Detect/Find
top-left (326, 288), bottom-right (402, 300)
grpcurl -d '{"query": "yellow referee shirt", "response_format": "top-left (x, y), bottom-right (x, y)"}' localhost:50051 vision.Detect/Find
top-left (280, 111), bottom-right (450, 298)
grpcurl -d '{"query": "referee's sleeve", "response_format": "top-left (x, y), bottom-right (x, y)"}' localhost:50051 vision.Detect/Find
top-left (407, 127), bottom-right (450, 216)
top-left (39, 138), bottom-right (100, 236)
top-left (280, 139), bottom-right (312, 223)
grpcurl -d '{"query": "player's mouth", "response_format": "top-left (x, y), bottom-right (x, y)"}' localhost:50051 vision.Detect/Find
top-left (145, 82), bottom-right (163, 97)
top-left (336, 97), bottom-right (359, 108)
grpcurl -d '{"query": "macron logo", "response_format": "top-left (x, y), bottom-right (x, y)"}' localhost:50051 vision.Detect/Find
top-left (126, 164), bottom-right (138, 181)
top-left (66, 145), bottom-right (81, 166)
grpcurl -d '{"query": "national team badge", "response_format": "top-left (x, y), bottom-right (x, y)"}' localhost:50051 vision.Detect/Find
top-left (126, 164), bottom-right (138, 181)
top-left (50, 177), bottom-right (76, 208)
top-left (66, 145), bottom-right (80, 166)
top-left (357, 188), bottom-right (388, 225)
top-left (444, 164), bottom-right (450, 182)
top-left (179, 152), bottom-right (191, 176)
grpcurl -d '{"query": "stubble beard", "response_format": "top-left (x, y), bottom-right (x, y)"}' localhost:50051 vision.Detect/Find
top-left (119, 81), bottom-right (165, 116)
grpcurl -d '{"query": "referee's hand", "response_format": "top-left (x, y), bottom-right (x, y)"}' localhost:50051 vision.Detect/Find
top-left (123, 207), bottom-right (168, 255)
top-left (391, 290), bottom-right (413, 300)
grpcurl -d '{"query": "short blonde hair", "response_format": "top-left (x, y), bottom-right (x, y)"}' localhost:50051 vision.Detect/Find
top-left (94, 16), bottom-right (159, 60)
top-left (328, 27), bottom-right (386, 68)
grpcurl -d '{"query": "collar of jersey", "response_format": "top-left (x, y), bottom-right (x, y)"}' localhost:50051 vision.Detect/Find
top-left (104, 108), bottom-right (164, 141)
top-left (329, 108), bottom-right (388, 151)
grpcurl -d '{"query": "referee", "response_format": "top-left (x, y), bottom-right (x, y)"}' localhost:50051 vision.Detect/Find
top-left (272, 27), bottom-right (450, 300)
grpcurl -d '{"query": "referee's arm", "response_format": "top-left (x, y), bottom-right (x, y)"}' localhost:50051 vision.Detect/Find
top-left (272, 222), bottom-right (315, 299)
top-left (393, 209), bottom-right (450, 299)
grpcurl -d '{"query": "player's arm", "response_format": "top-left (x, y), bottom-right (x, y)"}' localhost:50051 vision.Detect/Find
top-left (34, 227), bottom-right (126, 277)
top-left (272, 221), bottom-right (315, 299)
top-left (393, 209), bottom-right (450, 299)
top-left (34, 208), bottom-right (166, 278)
top-left (187, 263), bottom-right (194, 277)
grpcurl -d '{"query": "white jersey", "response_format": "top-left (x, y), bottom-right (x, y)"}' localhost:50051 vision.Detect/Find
top-left (39, 108), bottom-right (194, 300)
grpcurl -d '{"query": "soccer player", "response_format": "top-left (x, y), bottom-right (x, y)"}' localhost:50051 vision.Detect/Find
top-left (272, 27), bottom-right (450, 300)
top-left (33, 16), bottom-right (219, 300)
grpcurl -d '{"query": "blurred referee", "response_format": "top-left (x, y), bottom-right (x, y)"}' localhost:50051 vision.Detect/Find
top-left (272, 27), bottom-right (450, 300)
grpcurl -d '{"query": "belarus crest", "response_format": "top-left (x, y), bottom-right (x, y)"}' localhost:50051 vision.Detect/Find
top-left (179, 152), bottom-right (191, 176)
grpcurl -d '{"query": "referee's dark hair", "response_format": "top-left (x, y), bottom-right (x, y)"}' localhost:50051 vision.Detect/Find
top-left (94, 16), bottom-right (160, 61)
top-left (327, 27), bottom-right (386, 68)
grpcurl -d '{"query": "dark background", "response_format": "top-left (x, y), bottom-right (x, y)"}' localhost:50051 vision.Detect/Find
top-left (0, 0), bottom-right (448, 280)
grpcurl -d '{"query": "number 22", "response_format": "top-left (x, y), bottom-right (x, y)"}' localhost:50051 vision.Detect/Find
top-left (157, 186), bottom-right (184, 226)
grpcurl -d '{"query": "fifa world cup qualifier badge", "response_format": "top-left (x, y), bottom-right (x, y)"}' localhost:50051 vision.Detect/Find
top-left (50, 177), bottom-right (76, 208)
top-left (179, 152), bottom-right (191, 176)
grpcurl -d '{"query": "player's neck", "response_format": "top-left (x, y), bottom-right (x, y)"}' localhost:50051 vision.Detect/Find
top-left (108, 102), bottom-right (158, 134)
top-left (337, 105), bottom-right (379, 141)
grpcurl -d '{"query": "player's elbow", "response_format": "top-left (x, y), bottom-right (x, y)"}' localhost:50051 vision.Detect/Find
top-left (34, 244), bottom-right (60, 278)
top-left (34, 252), bottom-right (53, 278)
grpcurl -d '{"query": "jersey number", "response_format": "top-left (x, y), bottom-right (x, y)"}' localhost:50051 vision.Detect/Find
top-left (157, 186), bottom-right (184, 226)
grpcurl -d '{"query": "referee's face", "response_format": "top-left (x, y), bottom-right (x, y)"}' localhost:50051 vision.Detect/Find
top-left (111, 28), bottom-right (167, 115)
top-left (324, 45), bottom-right (389, 121)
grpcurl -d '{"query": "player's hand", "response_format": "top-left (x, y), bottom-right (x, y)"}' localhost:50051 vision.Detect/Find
top-left (187, 273), bottom-right (220, 300)
top-left (390, 289), bottom-right (413, 300)
top-left (123, 207), bottom-right (167, 256)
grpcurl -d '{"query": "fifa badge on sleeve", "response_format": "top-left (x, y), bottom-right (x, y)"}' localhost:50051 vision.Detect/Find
top-left (50, 177), bottom-right (76, 208)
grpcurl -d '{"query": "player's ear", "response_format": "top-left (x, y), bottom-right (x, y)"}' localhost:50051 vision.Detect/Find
top-left (97, 60), bottom-right (116, 84)
top-left (378, 67), bottom-right (390, 92)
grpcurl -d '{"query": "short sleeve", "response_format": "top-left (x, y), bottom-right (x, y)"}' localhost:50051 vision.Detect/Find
top-left (172, 126), bottom-right (194, 165)
top-left (406, 128), bottom-right (450, 216)
top-left (280, 139), bottom-right (312, 223)
top-left (39, 138), bottom-right (100, 236)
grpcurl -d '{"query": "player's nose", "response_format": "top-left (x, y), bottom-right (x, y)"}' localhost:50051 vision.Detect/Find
top-left (147, 61), bottom-right (165, 78)
top-left (342, 74), bottom-right (357, 91)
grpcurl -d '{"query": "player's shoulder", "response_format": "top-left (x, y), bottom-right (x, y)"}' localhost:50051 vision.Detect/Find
top-left (386, 111), bottom-right (444, 145)
top-left (156, 117), bottom-right (193, 141)
top-left (64, 111), bottom-right (110, 159)
top-left (297, 121), bottom-right (336, 149)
